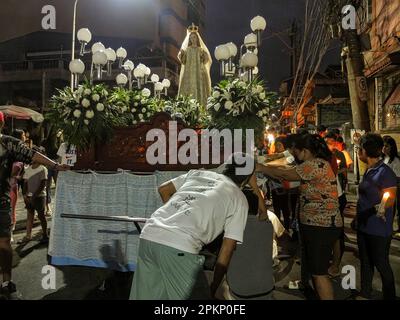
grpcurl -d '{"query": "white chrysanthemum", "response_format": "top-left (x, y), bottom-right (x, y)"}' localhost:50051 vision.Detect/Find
top-left (214, 103), bottom-right (221, 112)
top-left (131, 108), bottom-right (136, 113)
top-left (121, 106), bottom-right (127, 113)
top-left (84, 89), bottom-right (91, 96)
top-left (233, 110), bottom-right (239, 117)
top-left (134, 102), bottom-right (138, 107)
top-left (133, 120), bottom-right (137, 124)
top-left (257, 111), bottom-right (263, 117)
top-left (142, 108), bottom-right (146, 113)
top-left (71, 121), bottom-right (75, 126)
top-left (92, 94), bottom-right (100, 102)
top-left (212, 91), bottom-right (220, 99)
top-left (73, 109), bottom-right (81, 118)
top-left (84, 119), bottom-right (90, 125)
top-left (142, 88), bottom-right (151, 97)
top-left (96, 103), bottom-right (104, 112)
top-left (140, 119), bottom-right (145, 122)
top-left (224, 101), bottom-right (233, 110)
top-left (259, 92), bottom-right (266, 100)
top-left (263, 116), bottom-right (268, 122)
top-left (256, 85), bottom-right (264, 94)
top-left (141, 99), bottom-right (147, 104)
top-left (86, 110), bottom-right (95, 119)
top-left (138, 113), bottom-right (144, 119)
top-left (147, 112), bottom-right (151, 117)
top-left (77, 86), bottom-right (84, 94)
top-left (81, 98), bottom-right (90, 108)
top-left (74, 96), bottom-right (80, 103)
top-left (263, 109), bottom-right (268, 115)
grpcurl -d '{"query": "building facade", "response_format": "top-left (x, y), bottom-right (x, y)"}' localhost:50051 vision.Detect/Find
top-left (359, 0), bottom-right (400, 141)
top-left (0, 0), bottom-right (206, 113)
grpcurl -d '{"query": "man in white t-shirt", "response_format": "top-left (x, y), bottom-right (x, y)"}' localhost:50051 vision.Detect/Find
top-left (130, 154), bottom-right (255, 300)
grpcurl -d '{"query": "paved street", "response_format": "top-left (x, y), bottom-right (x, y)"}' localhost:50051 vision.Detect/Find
top-left (8, 183), bottom-right (400, 300)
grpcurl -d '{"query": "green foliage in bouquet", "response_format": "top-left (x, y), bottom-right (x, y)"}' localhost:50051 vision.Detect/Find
top-left (47, 82), bottom-right (123, 151)
top-left (164, 95), bottom-right (208, 128)
top-left (206, 78), bottom-right (279, 140)
top-left (109, 87), bottom-right (163, 126)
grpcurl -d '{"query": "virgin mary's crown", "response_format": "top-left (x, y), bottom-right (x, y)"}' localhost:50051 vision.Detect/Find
top-left (188, 23), bottom-right (199, 33)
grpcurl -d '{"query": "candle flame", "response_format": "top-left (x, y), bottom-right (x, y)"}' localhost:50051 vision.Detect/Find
top-left (383, 192), bottom-right (390, 200)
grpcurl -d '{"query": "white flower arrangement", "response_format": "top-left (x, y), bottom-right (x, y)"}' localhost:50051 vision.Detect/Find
top-left (207, 78), bottom-right (278, 140)
top-left (49, 82), bottom-right (123, 151)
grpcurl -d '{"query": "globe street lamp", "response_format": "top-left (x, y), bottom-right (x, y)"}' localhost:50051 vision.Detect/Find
top-left (116, 73), bottom-right (128, 87)
top-left (116, 47), bottom-right (128, 68)
top-left (69, 59), bottom-right (85, 89)
top-left (250, 15), bottom-right (267, 47)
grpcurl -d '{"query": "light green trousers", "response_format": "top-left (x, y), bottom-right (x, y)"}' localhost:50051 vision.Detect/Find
top-left (130, 239), bottom-right (206, 300)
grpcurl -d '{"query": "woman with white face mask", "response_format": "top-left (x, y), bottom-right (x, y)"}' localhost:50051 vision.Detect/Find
top-left (256, 134), bottom-right (342, 300)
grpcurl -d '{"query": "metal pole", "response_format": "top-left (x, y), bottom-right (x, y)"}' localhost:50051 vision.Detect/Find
top-left (71, 0), bottom-right (79, 91)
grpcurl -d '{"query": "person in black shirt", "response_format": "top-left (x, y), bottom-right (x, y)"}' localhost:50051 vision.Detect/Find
top-left (0, 112), bottom-right (70, 300)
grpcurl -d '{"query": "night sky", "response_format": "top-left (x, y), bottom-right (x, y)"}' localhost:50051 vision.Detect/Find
top-left (205, 0), bottom-right (341, 92)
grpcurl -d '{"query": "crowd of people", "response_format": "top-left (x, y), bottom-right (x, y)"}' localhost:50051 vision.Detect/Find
top-left (1, 107), bottom-right (399, 300)
top-left (255, 126), bottom-right (399, 300)
top-left (0, 111), bottom-right (69, 299)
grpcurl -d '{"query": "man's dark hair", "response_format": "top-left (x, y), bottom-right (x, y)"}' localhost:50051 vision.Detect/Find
top-left (222, 153), bottom-right (255, 186)
top-left (360, 133), bottom-right (384, 158)
top-left (11, 129), bottom-right (24, 141)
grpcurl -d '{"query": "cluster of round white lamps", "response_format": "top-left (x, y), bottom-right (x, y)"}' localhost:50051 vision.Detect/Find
top-left (214, 15), bottom-right (266, 77)
top-left (69, 28), bottom-right (170, 94)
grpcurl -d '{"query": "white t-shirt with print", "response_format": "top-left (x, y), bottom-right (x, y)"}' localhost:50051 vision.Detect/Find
top-left (57, 143), bottom-right (77, 166)
top-left (140, 170), bottom-right (249, 254)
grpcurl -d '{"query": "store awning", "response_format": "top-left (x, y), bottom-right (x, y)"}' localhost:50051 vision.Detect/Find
top-left (0, 105), bottom-right (44, 123)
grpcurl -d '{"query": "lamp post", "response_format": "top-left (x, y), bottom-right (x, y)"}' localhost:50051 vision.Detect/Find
top-left (214, 15), bottom-right (266, 80)
top-left (71, 0), bottom-right (80, 90)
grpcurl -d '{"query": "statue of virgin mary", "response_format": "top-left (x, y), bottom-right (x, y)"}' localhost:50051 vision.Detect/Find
top-left (178, 24), bottom-right (212, 108)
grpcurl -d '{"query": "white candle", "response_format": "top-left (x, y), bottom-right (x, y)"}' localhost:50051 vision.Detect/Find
top-left (378, 192), bottom-right (390, 215)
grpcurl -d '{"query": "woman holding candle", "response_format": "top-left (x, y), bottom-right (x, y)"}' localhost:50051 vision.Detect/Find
top-left (256, 134), bottom-right (342, 300)
top-left (382, 135), bottom-right (400, 238)
top-left (354, 133), bottom-right (397, 300)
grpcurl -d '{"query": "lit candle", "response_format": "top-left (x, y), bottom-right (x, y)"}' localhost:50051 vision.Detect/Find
top-left (337, 159), bottom-right (341, 166)
top-left (377, 192), bottom-right (391, 218)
